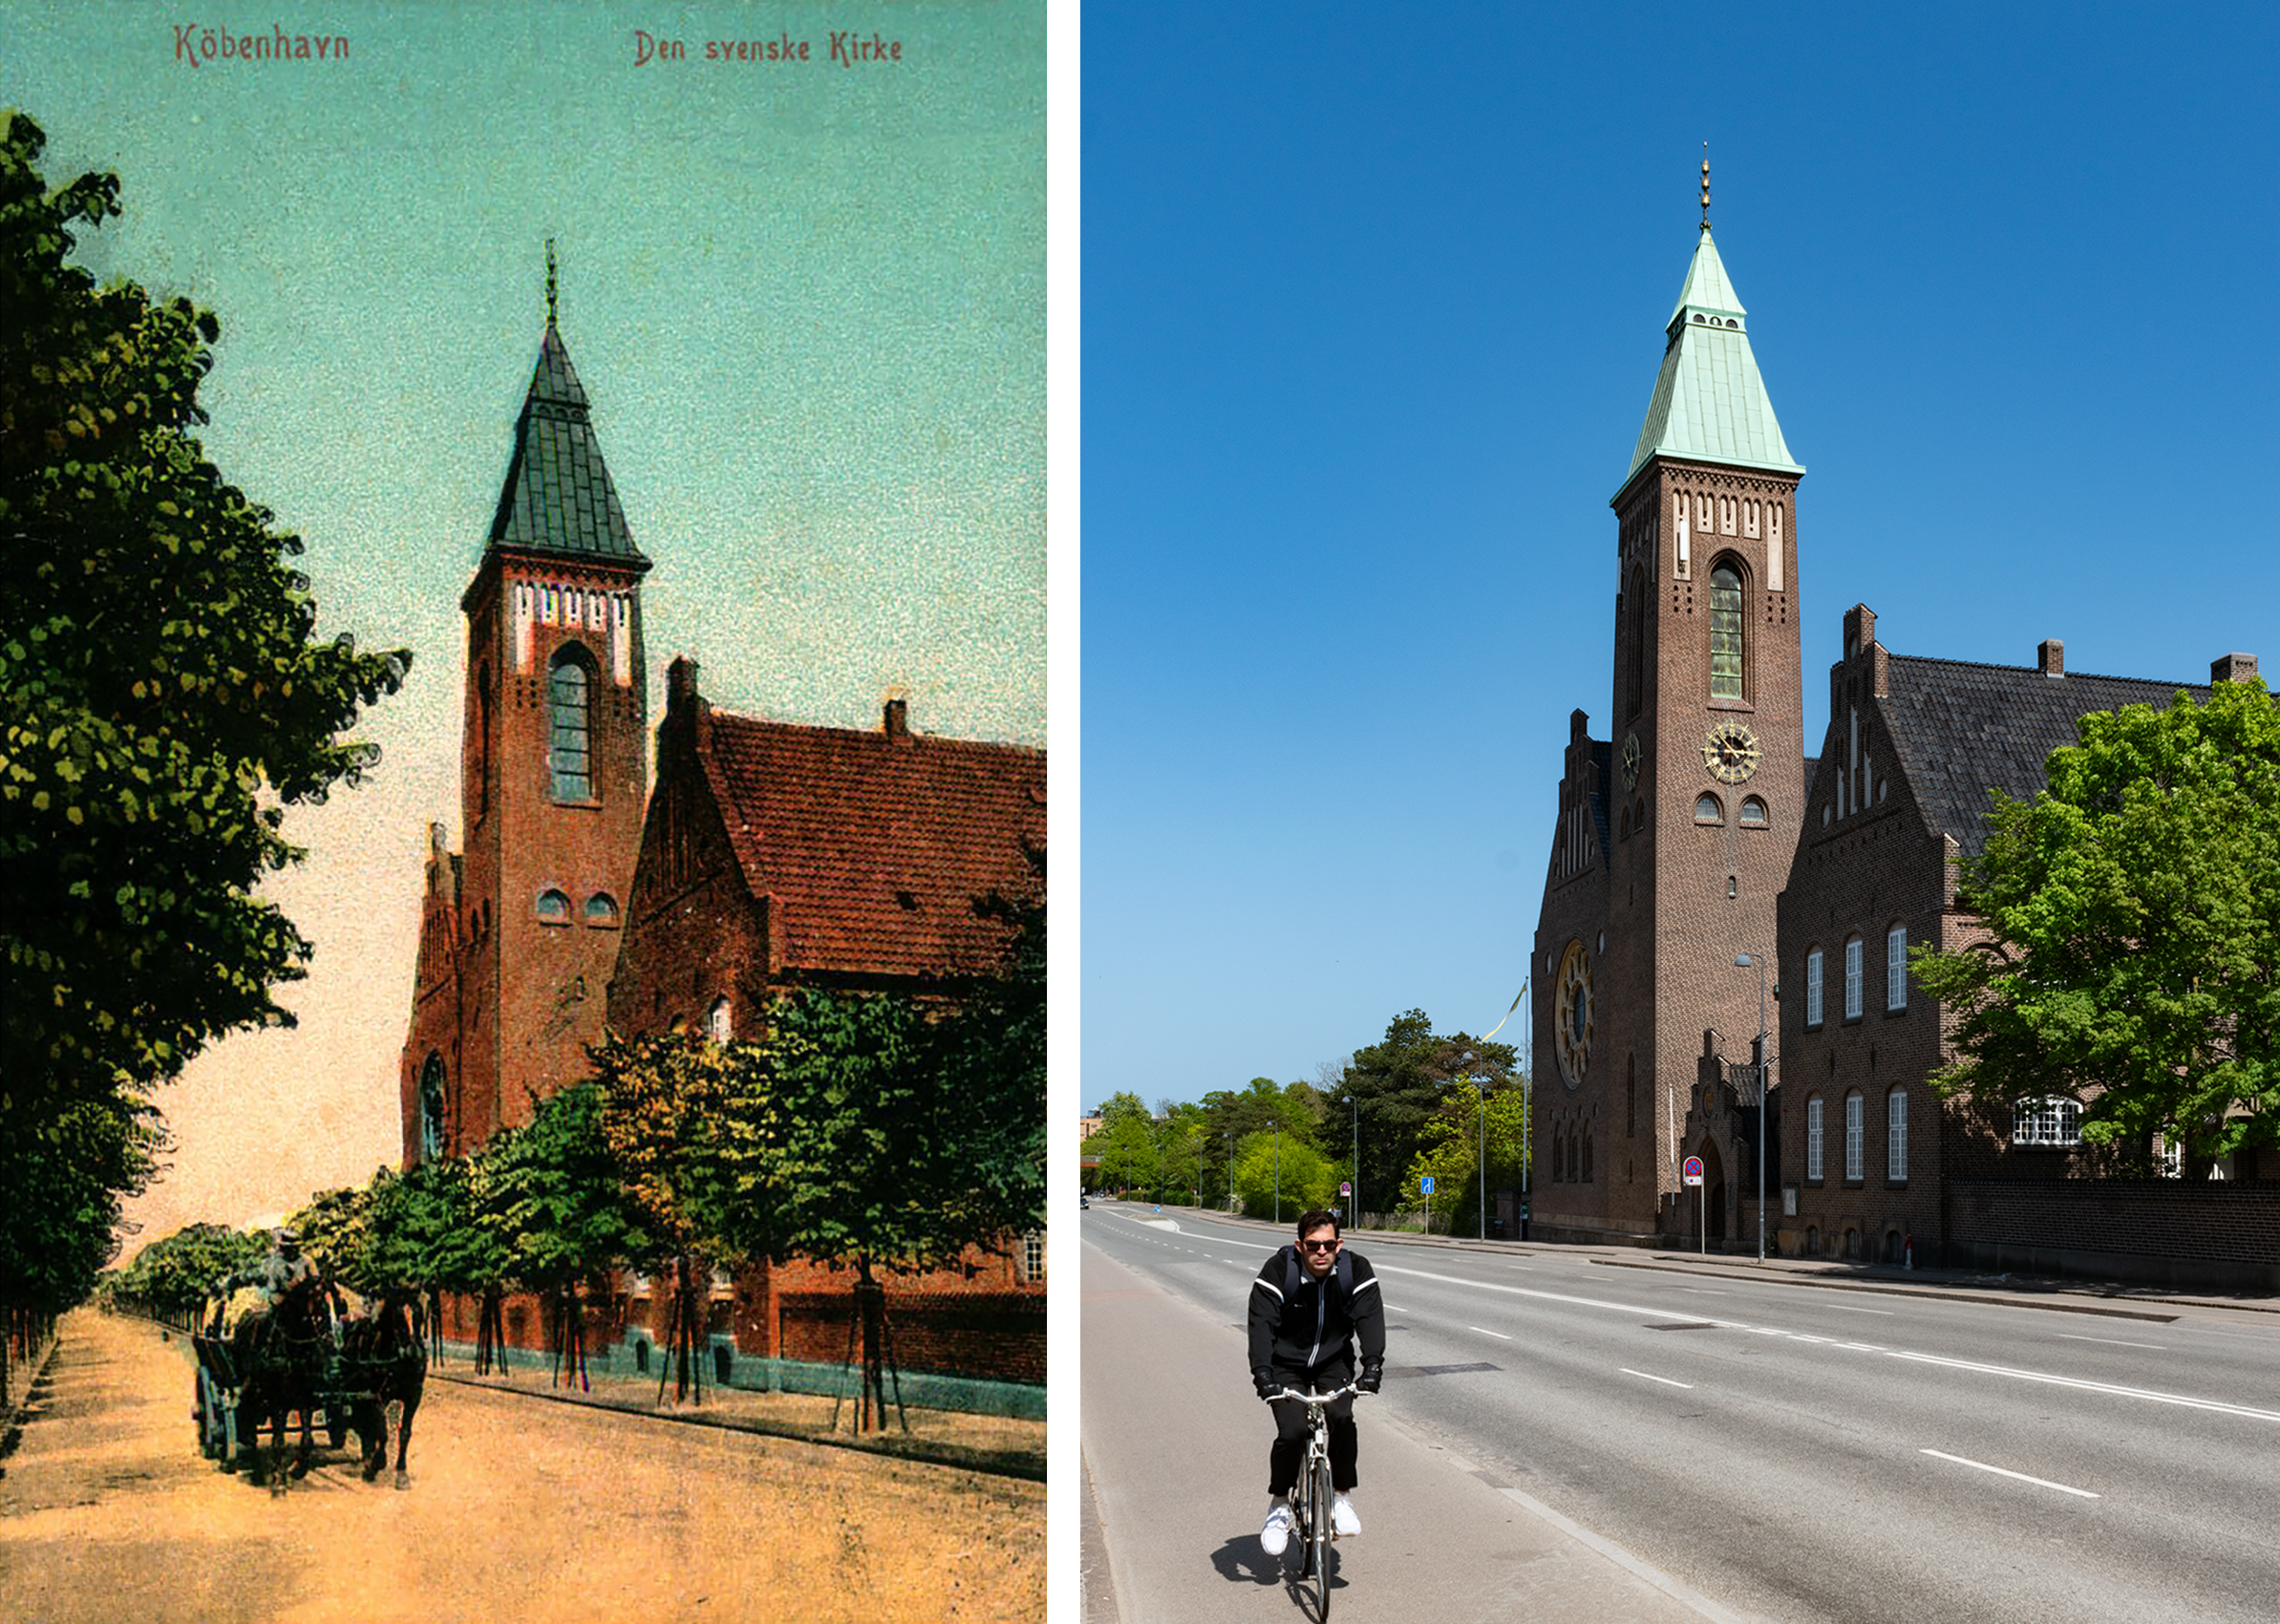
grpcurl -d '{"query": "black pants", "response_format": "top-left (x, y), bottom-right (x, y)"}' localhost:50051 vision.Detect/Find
top-left (1267, 1355), bottom-right (1357, 1496)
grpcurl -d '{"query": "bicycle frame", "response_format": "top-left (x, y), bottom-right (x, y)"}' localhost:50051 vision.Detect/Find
top-left (1267, 1381), bottom-right (1364, 1621)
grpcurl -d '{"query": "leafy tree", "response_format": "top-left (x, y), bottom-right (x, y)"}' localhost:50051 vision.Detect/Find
top-left (1231, 1129), bottom-right (1339, 1222)
top-left (1913, 679), bottom-right (2280, 1174)
top-left (1403, 1084), bottom-right (1530, 1230)
top-left (489, 1081), bottom-right (651, 1387)
top-left (927, 873), bottom-right (1047, 1238)
top-left (1326, 1011), bottom-right (1517, 1214)
top-left (592, 1032), bottom-right (751, 1402)
top-left (0, 113), bottom-right (410, 1129)
top-left (287, 1184), bottom-right (369, 1283)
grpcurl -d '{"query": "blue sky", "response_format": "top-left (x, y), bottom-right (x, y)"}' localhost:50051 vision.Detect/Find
top-left (1, 1), bottom-right (1043, 1235)
top-left (1079, 4), bottom-right (2280, 1113)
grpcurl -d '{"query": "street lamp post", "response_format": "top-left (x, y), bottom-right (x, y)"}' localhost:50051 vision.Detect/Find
top-left (1735, 951), bottom-right (1771, 1264)
top-left (1273, 1121), bottom-right (1282, 1226)
top-left (1472, 1075), bottom-right (1489, 1241)
top-left (1225, 1131), bottom-right (1234, 1212)
top-left (1351, 1096), bottom-right (1360, 1233)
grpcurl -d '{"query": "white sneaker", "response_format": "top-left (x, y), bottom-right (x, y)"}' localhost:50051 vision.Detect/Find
top-left (1332, 1493), bottom-right (1360, 1537)
top-left (1260, 1499), bottom-right (1293, 1556)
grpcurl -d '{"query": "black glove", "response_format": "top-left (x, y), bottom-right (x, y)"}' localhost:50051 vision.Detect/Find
top-left (1254, 1372), bottom-right (1277, 1401)
top-left (1357, 1361), bottom-right (1383, 1395)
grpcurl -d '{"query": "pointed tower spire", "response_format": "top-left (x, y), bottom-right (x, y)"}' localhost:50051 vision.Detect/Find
top-left (1615, 189), bottom-right (1801, 499)
top-left (484, 246), bottom-right (649, 565)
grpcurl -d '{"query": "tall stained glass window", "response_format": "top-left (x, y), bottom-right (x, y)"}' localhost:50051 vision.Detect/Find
top-left (550, 653), bottom-right (591, 801)
top-left (1710, 563), bottom-right (1744, 700)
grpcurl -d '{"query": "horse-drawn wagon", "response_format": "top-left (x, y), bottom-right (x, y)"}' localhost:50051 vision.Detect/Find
top-left (189, 1281), bottom-right (426, 1491)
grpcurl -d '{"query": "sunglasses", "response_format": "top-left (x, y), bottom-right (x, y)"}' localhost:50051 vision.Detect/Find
top-left (1298, 1238), bottom-right (1341, 1253)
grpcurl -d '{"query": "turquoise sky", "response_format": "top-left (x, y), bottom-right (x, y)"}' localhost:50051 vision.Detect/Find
top-left (2, 0), bottom-right (1045, 1237)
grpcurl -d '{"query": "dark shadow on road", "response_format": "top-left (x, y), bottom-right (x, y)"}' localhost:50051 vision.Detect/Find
top-left (1208, 1534), bottom-right (1288, 1587)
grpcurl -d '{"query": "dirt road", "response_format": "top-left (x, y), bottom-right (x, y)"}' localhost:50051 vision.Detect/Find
top-left (0, 1310), bottom-right (1040, 1623)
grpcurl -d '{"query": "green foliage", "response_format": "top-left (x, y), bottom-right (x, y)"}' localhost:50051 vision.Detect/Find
top-left (0, 111), bottom-right (407, 1318)
top-left (1401, 1085), bottom-right (1529, 1226)
top-left (103, 1219), bottom-right (261, 1320)
top-left (591, 1032), bottom-right (757, 1266)
top-left (1232, 1129), bottom-right (1340, 1220)
top-left (490, 1081), bottom-right (652, 1291)
top-left (1913, 679), bottom-right (2280, 1172)
top-left (1326, 1010), bottom-right (1518, 1210)
top-left (4, 1092), bottom-right (160, 1315)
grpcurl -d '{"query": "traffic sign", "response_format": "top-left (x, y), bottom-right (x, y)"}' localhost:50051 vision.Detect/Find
top-left (1419, 1175), bottom-right (1436, 1194)
top-left (1339, 1181), bottom-right (1352, 1195)
top-left (1683, 1156), bottom-right (1704, 1186)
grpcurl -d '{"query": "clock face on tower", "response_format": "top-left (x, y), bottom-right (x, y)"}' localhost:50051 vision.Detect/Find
top-left (1701, 721), bottom-right (1760, 784)
top-left (1554, 940), bottom-right (1593, 1089)
top-left (1620, 731), bottom-right (1642, 790)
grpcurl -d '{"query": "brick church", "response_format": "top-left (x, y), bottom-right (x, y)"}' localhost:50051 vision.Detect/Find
top-left (397, 270), bottom-right (1048, 1378)
top-left (1532, 199), bottom-right (2276, 1288)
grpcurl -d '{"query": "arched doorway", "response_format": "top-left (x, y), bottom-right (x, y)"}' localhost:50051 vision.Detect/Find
top-left (1698, 1139), bottom-right (1727, 1245)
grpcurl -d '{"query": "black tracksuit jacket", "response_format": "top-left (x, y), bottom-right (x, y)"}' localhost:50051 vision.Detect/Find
top-left (1247, 1244), bottom-right (1387, 1379)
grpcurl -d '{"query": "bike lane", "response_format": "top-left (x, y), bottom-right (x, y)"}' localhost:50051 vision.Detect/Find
top-left (1081, 1240), bottom-right (1745, 1624)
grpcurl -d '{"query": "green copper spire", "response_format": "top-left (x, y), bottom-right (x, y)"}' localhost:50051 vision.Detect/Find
top-left (1616, 224), bottom-right (1801, 499)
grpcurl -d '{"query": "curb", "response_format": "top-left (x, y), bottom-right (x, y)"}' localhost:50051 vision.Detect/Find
top-left (1586, 1258), bottom-right (2186, 1323)
top-left (425, 1369), bottom-right (1045, 1483)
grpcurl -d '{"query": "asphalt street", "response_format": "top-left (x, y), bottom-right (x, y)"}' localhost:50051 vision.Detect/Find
top-left (1081, 1202), bottom-right (2280, 1624)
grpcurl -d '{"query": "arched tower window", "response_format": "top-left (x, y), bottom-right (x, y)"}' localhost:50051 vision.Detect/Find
top-left (549, 649), bottom-right (593, 802)
top-left (709, 997), bottom-right (734, 1043)
top-left (418, 1052), bottom-right (447, 1162)
top-left (1709, 562), bottom-right (1745, 700)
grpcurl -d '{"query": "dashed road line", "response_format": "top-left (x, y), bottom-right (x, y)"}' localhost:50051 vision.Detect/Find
top-left (1622, 1369), bottom-right (1694, 1389)
top-left (2056, 1333), bottom-right (2166, 1350)
top-left (1470, 1326), bottom-right (1514, 1340)
top-left (1922, 1449), bottom-right (2099, 1498)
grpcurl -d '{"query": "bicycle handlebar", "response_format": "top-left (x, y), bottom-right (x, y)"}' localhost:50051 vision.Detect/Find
top-left (1265, 1382), bottom-right (1365, 1405)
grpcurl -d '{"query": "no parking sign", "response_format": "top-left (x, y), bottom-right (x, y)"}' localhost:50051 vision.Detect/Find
top-left (1683, 1156), bottom-right (1704, 1186)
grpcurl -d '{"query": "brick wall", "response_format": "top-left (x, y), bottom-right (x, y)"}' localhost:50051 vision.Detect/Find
top-left (778, 1290), bottom-right (1045, 1385)
top-left (1942, 1179), bottom-right (2280, 1290)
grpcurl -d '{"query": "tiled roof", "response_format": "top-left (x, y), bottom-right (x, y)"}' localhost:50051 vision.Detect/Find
top-left (703, 710), bottom-right (1045, 980)
top-left (1620, 229), bottom-right (1802, 495)
top-left (1881, 654), bottom-right (2207, 856)
top-left (487, 323), bottom-right (648, 565)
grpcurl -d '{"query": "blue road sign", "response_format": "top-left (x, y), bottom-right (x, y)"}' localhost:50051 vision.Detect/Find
top-left (1419, 1175), bottom-right (1436, 1194)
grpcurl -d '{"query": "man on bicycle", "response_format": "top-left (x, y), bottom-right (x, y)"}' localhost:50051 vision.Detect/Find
top-left (1248, 1208), bottom-right (1385, 1555)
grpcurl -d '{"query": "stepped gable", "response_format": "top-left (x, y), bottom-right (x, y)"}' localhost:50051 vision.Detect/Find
top-left (1880, 654), bottom-right (2208, 855)
top-left (703, 707), bottom-right (1045, 979)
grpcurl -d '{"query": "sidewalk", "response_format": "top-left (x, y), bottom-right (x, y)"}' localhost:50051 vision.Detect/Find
top-left (1103, 1200), bottom-right (2280, 1319)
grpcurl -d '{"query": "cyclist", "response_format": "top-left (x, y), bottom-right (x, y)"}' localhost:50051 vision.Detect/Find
top-left (1247, 1208), bottom-right (1385, 1555)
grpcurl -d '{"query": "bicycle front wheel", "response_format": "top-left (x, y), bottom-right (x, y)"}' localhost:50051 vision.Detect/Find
top-left (1309, 1450), bottom-right (1333, 1620)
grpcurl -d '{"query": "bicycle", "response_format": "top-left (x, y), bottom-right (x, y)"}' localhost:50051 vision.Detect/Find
top-left (1268, 1380), bottom-right (1364, 1621)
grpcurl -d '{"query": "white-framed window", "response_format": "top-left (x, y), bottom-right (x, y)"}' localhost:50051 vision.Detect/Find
top-left (1018, 1229), bottom-right (1046, 1284)
top-left (2013, 1097), bottom-right (2083, 1146)
top-left (1805, 949), bottom-right (1824, 1028)
top-left (1886, 926), bottom-right (1908, 1011)
top-left (2159, 1135), bottom-right (2183, 1178)
top-left (709, 997), bottom-right (734, 1044)
top-left (1806, 1097), bottom-right (1824, 1180)
top-left (1843, 1092), bottom-right (1864, 1180)
top-left (1843, 936), bottom-right (1864, 1019)
top-left (1887, 1089), bottom-right (1907, 1180)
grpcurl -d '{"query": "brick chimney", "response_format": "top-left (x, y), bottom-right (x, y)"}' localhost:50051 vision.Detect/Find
top-left (2210, 652), bottom-right (2259, 685)
top-left (884, 696), bottom-right (909, 739)
top-left (2038, 639), bottom-right (2064, 677)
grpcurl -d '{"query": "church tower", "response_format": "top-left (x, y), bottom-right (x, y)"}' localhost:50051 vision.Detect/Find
top-left (1532, 174), bottom-right (1806, 1245)
top-left (400, 249), bottom-right (652, 1165)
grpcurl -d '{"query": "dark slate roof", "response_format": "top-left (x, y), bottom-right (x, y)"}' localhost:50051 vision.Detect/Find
top-left (487, 323), bottom-right (648, 565)
top-left (703, 711), bottom-right (1045, 980)
top-left (1881, 654), bottom-right (2207, 856)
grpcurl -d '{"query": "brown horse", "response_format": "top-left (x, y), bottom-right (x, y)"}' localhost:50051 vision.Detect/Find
top-left (228, 1275), bottom-right (331, 1494)
top-left (344, 1289), bottom-right (427, 1489)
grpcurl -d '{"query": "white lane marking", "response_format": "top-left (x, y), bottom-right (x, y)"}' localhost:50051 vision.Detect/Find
top-left (1888, 1350), bottom-right (2280, 1423)
top-left (2056, 1334), bottom-right (2167, 1351)
top-left (1832, 1342), bottom-right (1887, 1352)
top-left (1921, 1449), bottom-right (2099, 1499)
top-left (1385, 1305), bottom-right (1408, 1312)
top-left (1821, 1304), bottom-right (1896, 1315)
top-left (1374, 1259), bottom-right (2280, 1422)
top-left (1470, 1326), bottom-right (1514, 1339)
top-left (1622, 1369), bottom-right (1694, 1389)
top-left (1679, 1288), bottom-right (1730, 1295)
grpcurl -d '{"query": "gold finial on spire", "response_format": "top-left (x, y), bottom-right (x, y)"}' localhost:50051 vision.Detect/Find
top-left (544, 238), bottom-right (558, 327)
top-left (1699, 143), bottom-right (1712, 232)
